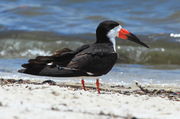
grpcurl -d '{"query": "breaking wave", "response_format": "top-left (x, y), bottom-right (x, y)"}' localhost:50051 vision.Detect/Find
top-left (0, 30), bottom-right (180, 65)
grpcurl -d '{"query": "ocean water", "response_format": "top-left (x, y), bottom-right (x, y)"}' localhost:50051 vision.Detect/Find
top-left (0, 0), bottom-right (180, 85)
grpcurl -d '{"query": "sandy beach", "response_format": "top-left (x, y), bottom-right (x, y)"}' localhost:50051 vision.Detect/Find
top-left (0, 0), bottom-right (180, 119)
top-left (0, 78), bottom-right (179, 119)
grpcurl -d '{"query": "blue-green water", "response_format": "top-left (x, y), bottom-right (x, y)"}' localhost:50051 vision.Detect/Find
top-left (0, 0), bottom-right (179, 85)
top-left (0, 59), bottom-right (179, 85)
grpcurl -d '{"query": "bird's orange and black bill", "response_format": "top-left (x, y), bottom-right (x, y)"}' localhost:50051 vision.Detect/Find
top-left (118, 28), bottom-right (149, 48)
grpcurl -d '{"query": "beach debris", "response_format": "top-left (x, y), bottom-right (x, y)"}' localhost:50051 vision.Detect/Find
top-left (0, 78), bottom-right (179, 101)
top-left (42, 80), bottom-right (56, 85)
top-left (0, 78), bottom-right (31, 85)
top-left (135, 82), bottom-right (180, 101)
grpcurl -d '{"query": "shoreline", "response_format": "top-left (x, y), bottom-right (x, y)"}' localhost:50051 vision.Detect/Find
top-left (0, 78), bottom-right (180, 119)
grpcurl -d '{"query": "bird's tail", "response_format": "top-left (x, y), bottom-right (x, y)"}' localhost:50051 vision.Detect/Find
top-left (18, 56), bottom-right (55, 75)
top-left (18, 48), bottom-right (73, 75)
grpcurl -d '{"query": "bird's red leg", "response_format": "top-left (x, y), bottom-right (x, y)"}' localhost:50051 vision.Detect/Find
top-left (96, 79), bottom-right (100, 94)
top-left (81, 79), bottom-right (86, 91)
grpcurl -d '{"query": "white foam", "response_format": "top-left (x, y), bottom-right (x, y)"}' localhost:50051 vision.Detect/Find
top-left (170, 33), bottom-right (180, 38)
top-left (21, 49), bottom-right (51, 57)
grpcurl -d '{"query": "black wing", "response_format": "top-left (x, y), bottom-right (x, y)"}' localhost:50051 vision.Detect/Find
top-left (38, 51), bottom-right (117, 77)
top-left (67, 51), bottom-right (117, 76)
top-left (18, 45), bottom-right (90, 75)
top-left (38, 44), bottom-right (117, 77)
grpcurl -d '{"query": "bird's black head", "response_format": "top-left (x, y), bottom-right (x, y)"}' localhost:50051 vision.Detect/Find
top-left (96, 20), bottom-right (149, 51)
top-left (96, 20), bottom-right (119, 43)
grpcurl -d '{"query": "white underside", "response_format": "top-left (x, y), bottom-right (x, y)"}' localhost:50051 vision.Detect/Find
top-left (107, 25), bottom-right (122, 52)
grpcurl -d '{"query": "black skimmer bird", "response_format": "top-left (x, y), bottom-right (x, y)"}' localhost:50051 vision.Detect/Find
top-left (19, 20), bottom-right (149, 93)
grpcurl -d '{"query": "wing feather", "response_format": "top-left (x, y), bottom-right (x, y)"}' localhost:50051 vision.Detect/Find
top-left (19, 45), bottom-right (90, 75)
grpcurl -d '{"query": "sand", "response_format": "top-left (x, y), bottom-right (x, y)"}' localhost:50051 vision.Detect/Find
top-left (0, 79), bottom-right (179, 119)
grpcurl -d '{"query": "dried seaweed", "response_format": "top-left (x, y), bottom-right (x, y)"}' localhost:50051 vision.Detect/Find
top-left (135, 82), bottom-right (180, 101)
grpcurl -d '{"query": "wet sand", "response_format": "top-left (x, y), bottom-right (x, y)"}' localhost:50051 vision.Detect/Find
top-left (0, 78), bottom-right (179, 119)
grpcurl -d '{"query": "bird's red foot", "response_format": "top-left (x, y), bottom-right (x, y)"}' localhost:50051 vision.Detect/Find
top-left (96, 79), bottom-right (100, 94)
top-left (81, 79), bottom-right (86, 91)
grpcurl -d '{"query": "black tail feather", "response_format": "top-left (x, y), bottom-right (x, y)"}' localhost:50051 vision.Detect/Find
top-left (19, 48), bottom-right (75, 75)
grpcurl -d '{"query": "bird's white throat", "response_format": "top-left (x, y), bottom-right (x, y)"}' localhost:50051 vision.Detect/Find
top-left (107, 25), bottom-right (122, 52)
